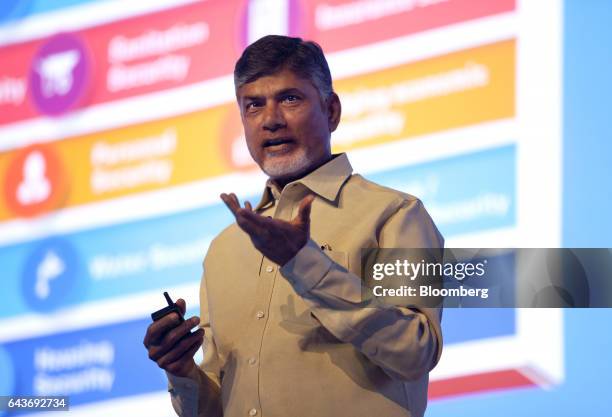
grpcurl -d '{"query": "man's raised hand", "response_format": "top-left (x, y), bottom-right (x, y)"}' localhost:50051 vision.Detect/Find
top-left (220, 192), bottom-right (315, 266)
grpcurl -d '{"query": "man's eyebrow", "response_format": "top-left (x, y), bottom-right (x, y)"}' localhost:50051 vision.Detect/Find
top-left (242, 95), bottom-right (265, 102)
top-left (274, 88), bottom-right (304, 98)
top-left (241, 88), bottom-right (305, 103)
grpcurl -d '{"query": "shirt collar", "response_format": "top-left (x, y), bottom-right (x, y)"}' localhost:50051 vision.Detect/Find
top-left (254, 153), bottom-right (353, 211)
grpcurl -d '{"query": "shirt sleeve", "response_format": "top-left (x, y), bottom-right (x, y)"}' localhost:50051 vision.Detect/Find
top-left (280, 198), bottom-right (444, 381)
top-left (165, 270), bottom-right (224, 417)
top-left (166, 370), bottom-right (199, 417)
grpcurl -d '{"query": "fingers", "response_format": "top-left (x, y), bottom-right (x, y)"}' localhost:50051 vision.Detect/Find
top-left (220, 192), bottom-right (269, 235)
top-left (143, 312), bottom-right (184, 347)
top-left (221, 193), bottom-right (253, 214)
top-left (144, 297), bottom-right (202, 377)
top-left (163, 342), bottom-right (202, 376)
top-left (220, 193), bottom-right (241, 215)
top-left (147, 316), bottom-right (200, 361)
top-left (157, 328), bottom-right (204, 369)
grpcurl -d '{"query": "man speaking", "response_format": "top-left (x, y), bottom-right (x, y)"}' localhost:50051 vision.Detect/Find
top-left (144, 35), bottom-right (444, 417)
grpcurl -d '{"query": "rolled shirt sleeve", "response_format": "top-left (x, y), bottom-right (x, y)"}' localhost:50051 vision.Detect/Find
top-left (166, 364), bottom-right (223, 417)
top-left (167, 371), bottom-right (199, 417)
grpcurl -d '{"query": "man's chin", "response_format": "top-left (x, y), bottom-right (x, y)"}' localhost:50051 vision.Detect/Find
top-left (261, 153), bottom-right (312, 182)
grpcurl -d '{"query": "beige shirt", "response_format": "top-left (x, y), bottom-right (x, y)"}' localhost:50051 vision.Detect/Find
top-left (168, 153), bottom-right (444, 417)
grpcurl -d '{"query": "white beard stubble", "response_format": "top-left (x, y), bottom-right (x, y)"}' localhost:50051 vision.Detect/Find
top-left (260, 147), bottom-right (316, 180)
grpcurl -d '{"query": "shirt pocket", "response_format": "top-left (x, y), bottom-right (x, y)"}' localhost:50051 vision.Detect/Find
top-left (324, 249), bottom-right (348, 271)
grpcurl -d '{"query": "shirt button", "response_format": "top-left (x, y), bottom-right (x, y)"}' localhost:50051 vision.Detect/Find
top-left (256, 311), bottom-right (265, 319)
top-left (249, 408), bottom-right (258, 416)
top-left (248, 357), bottom-right (257, 365)
top-left (265, 265), bottom-right (274, 273)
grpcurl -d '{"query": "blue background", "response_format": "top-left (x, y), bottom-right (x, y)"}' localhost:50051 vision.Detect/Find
top-left (0, 0), bottom-right (98, 23)
top-left (428, 1), bottom-right (612, 415)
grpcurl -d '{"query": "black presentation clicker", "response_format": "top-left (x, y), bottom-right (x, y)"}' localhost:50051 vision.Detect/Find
top-left (151, 291), bottom-right (185, 323)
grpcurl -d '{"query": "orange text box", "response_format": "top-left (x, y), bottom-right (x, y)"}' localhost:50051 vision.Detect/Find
top-left (332, 39), bottom-right (516, 152)
top-left (0, 104), bottom-right (248, 220)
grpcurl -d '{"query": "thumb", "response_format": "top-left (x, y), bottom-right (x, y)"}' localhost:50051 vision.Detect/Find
top-left (296, 195), bottom-right (315, 227)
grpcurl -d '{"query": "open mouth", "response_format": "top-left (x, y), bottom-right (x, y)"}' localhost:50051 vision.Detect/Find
top-left (262, 138), bottom-right (295, 148)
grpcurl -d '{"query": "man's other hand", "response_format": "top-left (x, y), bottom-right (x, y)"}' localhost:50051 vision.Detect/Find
top-left (143, 298), bottom-right (204, 377)
top-left (220, 192), bottom-right (314, 266)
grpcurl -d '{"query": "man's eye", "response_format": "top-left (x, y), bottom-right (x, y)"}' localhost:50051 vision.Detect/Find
top-left (246, 102), bottom-right (261, 110)
top-left (283, 95), bottom-right (300, 103)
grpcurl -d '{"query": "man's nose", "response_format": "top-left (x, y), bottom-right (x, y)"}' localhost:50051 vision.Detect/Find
top-left (262, 103), bottom-right (286, 132)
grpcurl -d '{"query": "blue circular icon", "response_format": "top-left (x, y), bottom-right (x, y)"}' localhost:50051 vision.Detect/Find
top-left (0, 346), bottom-right (15, 416)
top-left (0, 0), bottom-right (33, 23)
top-left (21, 237), bottom-right (81, 312)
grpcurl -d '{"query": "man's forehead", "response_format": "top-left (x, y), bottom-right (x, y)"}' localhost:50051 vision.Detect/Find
top-left (236, 69), bottom-right (314, 97)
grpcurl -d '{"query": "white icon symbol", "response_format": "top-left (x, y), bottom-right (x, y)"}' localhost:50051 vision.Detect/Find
top-left (17, 151), bottom-right (51, 205)
top-left (36, 49), bottom-right (80, 98)
top-left (35, 250), bottom-right (65, 300)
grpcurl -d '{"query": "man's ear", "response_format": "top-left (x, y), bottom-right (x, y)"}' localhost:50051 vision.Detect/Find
top-left (327, 92), bottom-right (342, 132)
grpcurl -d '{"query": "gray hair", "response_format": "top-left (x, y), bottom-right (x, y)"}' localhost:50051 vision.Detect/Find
top-left (234, 35), bottom-right (333, 100)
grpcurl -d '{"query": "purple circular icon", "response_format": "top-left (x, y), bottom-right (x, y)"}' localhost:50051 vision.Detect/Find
top-left (29, 33), bottom-right (91, 116)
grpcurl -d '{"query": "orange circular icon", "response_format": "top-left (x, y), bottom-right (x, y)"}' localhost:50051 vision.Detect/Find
top-left (3, 144), bottom-right (68, 218)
